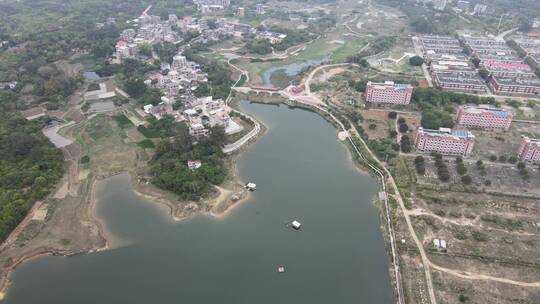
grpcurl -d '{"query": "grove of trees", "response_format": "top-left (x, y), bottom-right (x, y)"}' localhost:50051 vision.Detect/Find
top-left (0, 115), bottom-right (64, 242)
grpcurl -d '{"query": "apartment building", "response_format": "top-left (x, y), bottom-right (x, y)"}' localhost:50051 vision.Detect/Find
top-left (456, 105), bottom-right (513, 130)
top-left (517, 137), bottom-right (540, 163)
top-left (415, 127), bottom-right (475, 156)
top-left (365, 81), bottom-right (413, 105)
top-left (489, 77), bottom-right (540, 96)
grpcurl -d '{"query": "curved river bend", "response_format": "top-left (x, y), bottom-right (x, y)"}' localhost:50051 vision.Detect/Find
top-left (4, 102), bottom-right (393, 303)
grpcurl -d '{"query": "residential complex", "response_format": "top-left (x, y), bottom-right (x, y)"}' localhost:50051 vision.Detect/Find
top-left (517, 137), bottom-right (540, 163)
top-left (365, 81), bottom-right (413, 105)
top-left (512, 36), bottom-right (540, 68)
top-left (415, 35), bottom-right (487, 93)
top-left (456, 105), bottom-right (513, 130)
top-left (461, 34), bottom-right (540, 97)
top-left (415, 127), bottom-right (475, 156)
top-left (194, 0), bottom-right (231, 13)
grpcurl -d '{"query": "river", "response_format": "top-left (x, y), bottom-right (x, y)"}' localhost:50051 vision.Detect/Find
top-left (4, 102), bottom-right (393, 303)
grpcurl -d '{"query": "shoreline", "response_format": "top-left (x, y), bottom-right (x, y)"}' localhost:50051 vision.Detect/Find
top-left (0, 98), bottom-right (390, 302)
top-left (0, 103), bottom-right (267, 301)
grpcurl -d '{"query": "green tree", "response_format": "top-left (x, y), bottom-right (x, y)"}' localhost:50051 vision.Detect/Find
top-left (409, 55), bottom-right (424, 66)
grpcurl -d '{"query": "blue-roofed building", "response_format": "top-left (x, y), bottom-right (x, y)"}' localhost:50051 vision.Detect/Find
top-left (415, 127), bottom-right (475, 156)
top-left (456, 105), bottom-right (513, 130)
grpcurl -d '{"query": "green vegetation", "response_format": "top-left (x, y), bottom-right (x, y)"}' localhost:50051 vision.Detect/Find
top-left (433, 153), bottom-right (450, 182)
top-left (137, 139), bottom-right (155, 149)
top-left (412, 88), bottom-right (495, 129)
top-left (137, 125), bottom-right (161, 138)
top-left (112, 114), bottom-right (133, 129)
top-left (150, 125), bottom-right (228, 201)
top-left (80, 155), bottom-right (90, 164)
top-left (0, 115), bottom-right (64, 242)
top-left (184, 46), bottom-right (232, 100)
top-left (414, 156), bottom-right (426, 175)
top-left (140, 116), bottom-right (186, 138)
top-left (245, 39), bottom-right (273, 55)
top-left (409, 56), bottom-right (424, 66)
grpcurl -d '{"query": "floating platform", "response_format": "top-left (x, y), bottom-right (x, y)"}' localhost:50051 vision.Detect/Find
top-left (246, 182), bottom-right (257, 191)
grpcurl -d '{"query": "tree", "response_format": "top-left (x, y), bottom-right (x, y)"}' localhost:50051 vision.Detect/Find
top-left (414, 156), bottom-right (426, 175)
top-left (139, 43), bottom-right (153, 57)
top-left (478, 68), bottom-right (490, 80)
top-left (517, 162), bottom-right (526, 170)
top-left (409, 55), bottom-right (424, 66)
top-left (398, 123), bottom-right (409, 133)
top-left (388, 111), bottom-right (397, 119)
top-left (489, 155), bottom-right (497, 162)
top-left (471, 57), bottom-right (481, 68)
top-left (461, 175), bottom-right (472, 185)
top-left (368, 123), bottom-right (377, 130)
top-left (400, 135), bottom-right (412, 153)
top-left (498, 155), bottom-right (507, 162)
top-left (508, 155), bottom-right (518, 164)
top-left (388, 130), bottom-right (398, 138)
top-left (484, 180), bottom-right (492, 186)
top-left (476, 160), bottom-right (483, 167)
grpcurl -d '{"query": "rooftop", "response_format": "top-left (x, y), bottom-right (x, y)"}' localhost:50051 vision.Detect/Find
top-left (419, 127), bottom-right (474, 139)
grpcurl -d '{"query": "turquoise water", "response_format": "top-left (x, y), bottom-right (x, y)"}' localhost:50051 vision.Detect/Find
top-left (4, 102), bottom-right (393, 303)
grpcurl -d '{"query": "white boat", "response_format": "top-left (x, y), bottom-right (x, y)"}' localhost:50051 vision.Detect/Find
top-left (246, 182), bottom-right (257, 191)
top-left (278, 266), bottom-right (285, 273)
top-left (291, 220), bottom-right (301, 230)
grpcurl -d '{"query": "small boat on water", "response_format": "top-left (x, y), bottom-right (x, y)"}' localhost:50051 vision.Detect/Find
top-left (278, 266), bottom-right (285, 273)
top-left (291, 220), bottom-right (302, 230)
top-left (246, 182), bottom-right (257, 191)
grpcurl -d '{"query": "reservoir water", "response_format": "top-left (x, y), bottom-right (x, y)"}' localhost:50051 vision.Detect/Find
top-left (4, 102), bottom-right (393, 303)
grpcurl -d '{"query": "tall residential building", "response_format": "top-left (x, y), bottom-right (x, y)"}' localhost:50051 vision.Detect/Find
top-left (171, 55), bottom-right (188, 69)
top-left (365, 81), bottom-right (413, 105)
top-left (256, 4), bottom-right (265, 15)
top-left (456, 105), bottom-right (513, 130)
top-left (433, 0), bottom-right (447, 11)
top-left (237, 7), bottom-right (245, 17)
top-left (517, 137), bottom-right (540, 163)
top-left (473, 4), bottom-right (487, 15)
top-left (415, 127), bottom-right (475, 156)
